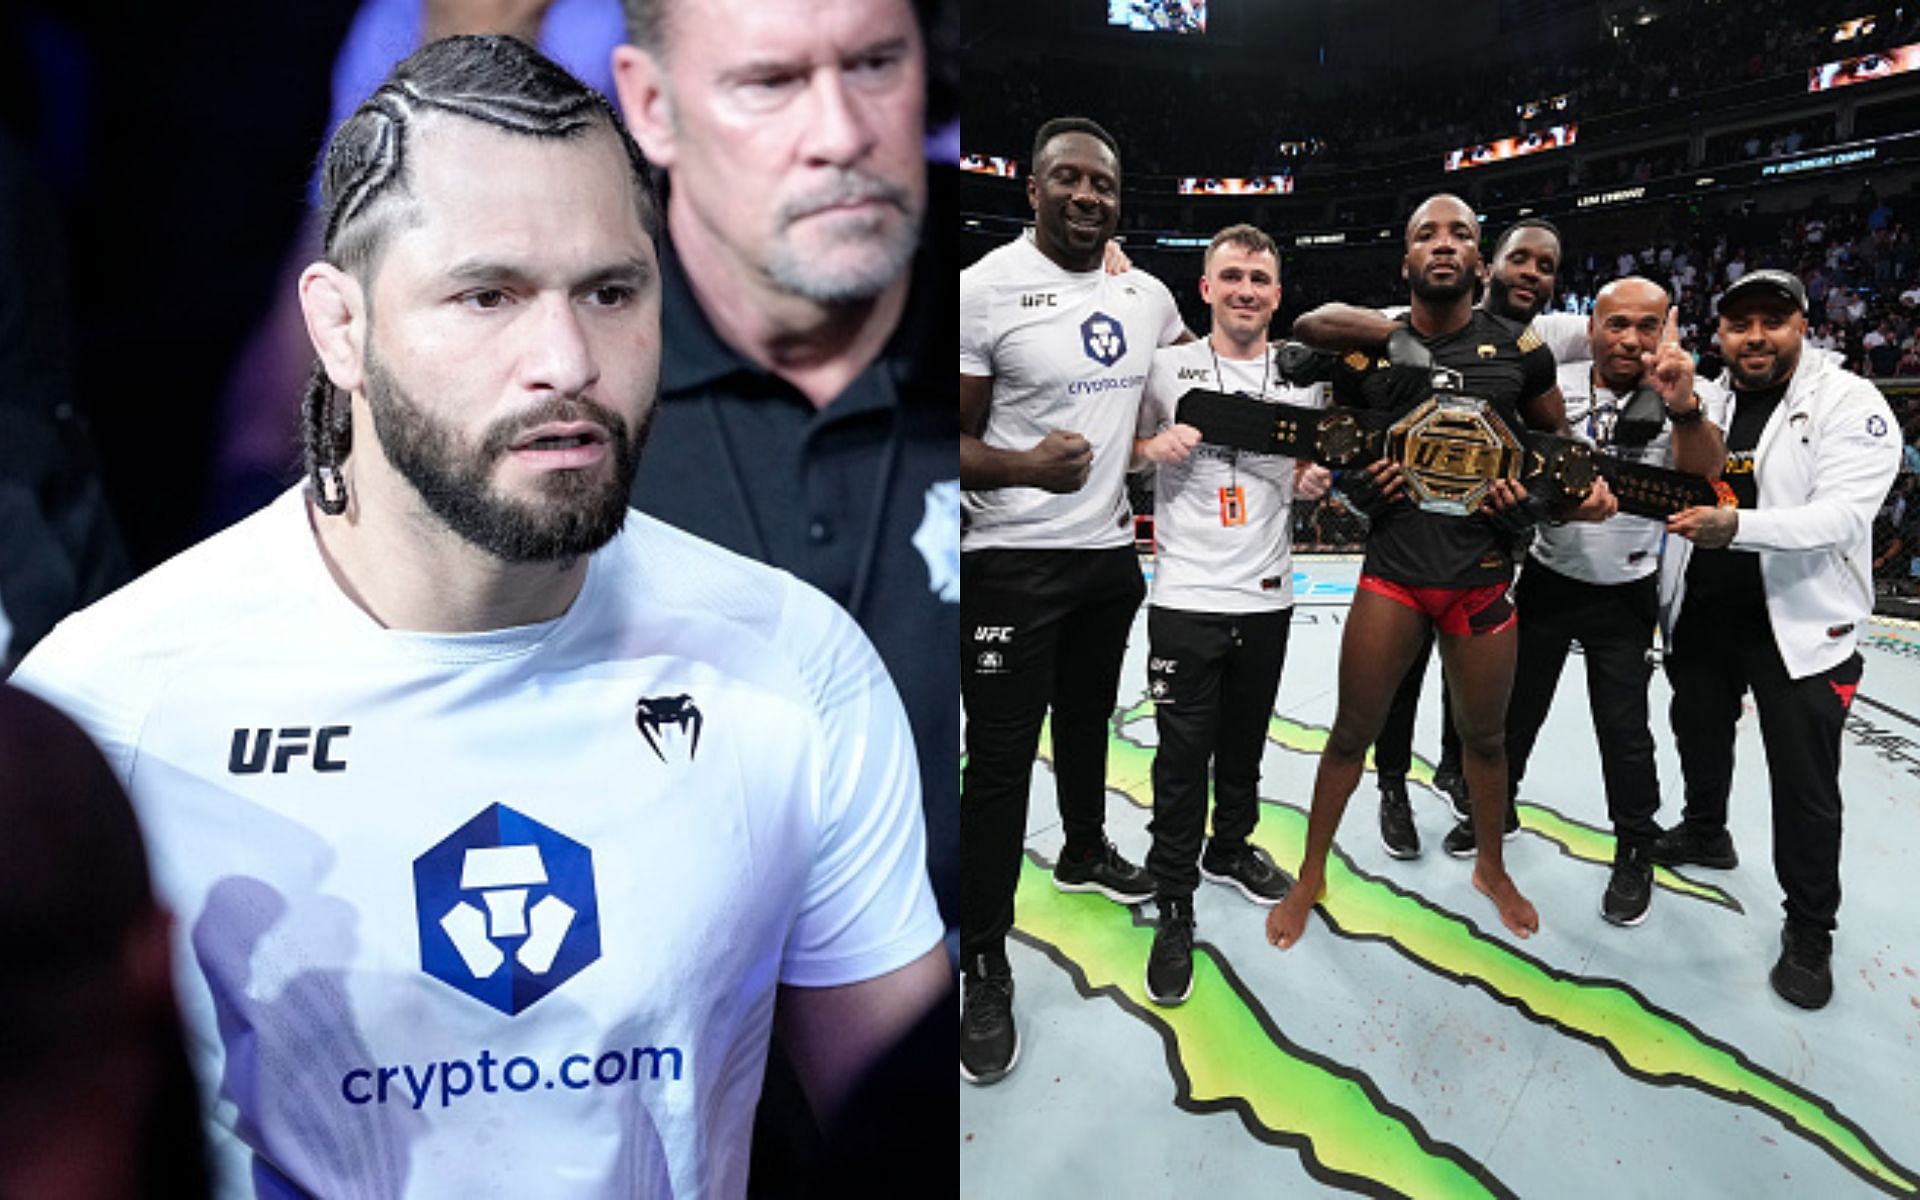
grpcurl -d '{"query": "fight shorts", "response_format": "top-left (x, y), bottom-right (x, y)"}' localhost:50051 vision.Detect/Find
top-left (1358, 574), bottom-right (1516, 637)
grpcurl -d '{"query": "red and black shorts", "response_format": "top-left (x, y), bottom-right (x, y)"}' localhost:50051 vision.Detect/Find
top-left (1358, 574), bottom-right (1516, 637)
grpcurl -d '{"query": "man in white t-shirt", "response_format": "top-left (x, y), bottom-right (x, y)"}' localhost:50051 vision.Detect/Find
top-left (1129, 224), bottom-right (1329, 1006)
top-left (12, 38), bottom-right (944, 1200)
top-left (1501, 278), bottom-right (1724, 927)
top-left (958, 116), bottom-right (1188, 1085)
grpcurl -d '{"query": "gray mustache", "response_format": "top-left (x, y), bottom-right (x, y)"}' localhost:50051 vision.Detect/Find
top-left (777, 173), bottom-right (909, 224)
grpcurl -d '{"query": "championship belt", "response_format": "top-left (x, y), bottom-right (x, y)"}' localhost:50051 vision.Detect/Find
top-left (1175, 387), bottom-right (1727, 519)
top-left (1594, 456), bottom-right (1737, 519)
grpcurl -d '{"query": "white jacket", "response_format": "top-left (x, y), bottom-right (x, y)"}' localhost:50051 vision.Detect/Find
top-left (1658, 349), bottom-right (1901, 679)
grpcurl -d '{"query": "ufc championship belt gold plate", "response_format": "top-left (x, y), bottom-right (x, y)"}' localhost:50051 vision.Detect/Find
top-left (1387, 395), bottom-right (1599, 516)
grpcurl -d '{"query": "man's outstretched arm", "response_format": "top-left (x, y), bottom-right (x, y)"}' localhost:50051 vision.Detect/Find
top-left (1291, 303), bottom-right (1401, 352)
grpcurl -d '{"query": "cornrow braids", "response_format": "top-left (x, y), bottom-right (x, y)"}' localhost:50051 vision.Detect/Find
top-left (303, 360), bottom-right (353, 515)
top-left (301, 34), bottom-right (660, 514)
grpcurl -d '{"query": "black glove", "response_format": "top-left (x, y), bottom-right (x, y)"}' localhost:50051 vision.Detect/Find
top-left (1384, 326), bottom-right (1434, 372)
top-left (1273, 339), bottom-right (1336, 386)
top-left (1384, 326), bottom-right (1440, 409)
top-left (1480, 488), bottom-right (1554, 545)
top-left (1336, 464), bottom-right (1400, 521)
top-left (1612, 383), bottom-right (1664, 447)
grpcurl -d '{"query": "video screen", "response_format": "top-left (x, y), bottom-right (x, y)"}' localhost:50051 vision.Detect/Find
top-left (1810, 41), bottom-right (1920, 90)
top-left (1831, 15), bottom-right (1878, 42)
top-left (1107, 0), bottom-right (1207, 34)
top-left (1444, 124), bottom-right (1578, 171)
top-left (1515, 93), bottom-right (1572, 121)
top-left (1178, 174), bottom-right (1294, 196)
top-left (961, 153), bottom-right (1021, 178)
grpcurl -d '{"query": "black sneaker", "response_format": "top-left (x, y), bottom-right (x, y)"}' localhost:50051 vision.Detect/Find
top-left (1378, 780), bottom-right (1420, 860)
top-left (1145, 896), bottom-right (1196, 1007)
top-left (1442, 802), bottom-right (1522, 858)
top-left (1601, 842), bottom-right (1654, 927)
top-left (1771, 922), bottom-right (1834, 1010)
top-left (960, 955), bottom-right (1019, 1085)
top-left (1053, 840), bottom-right (1154, 904)
top-left (1200, 842), bottom-right (1292, 905)
top-left (1432, 764), bottom-right (1470, 823)
top-left (1649, 822), bottom-right (1739, 870)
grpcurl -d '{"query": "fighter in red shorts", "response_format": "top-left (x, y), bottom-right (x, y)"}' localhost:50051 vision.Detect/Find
top-left (1266, 193), bottom-right (1616, 947)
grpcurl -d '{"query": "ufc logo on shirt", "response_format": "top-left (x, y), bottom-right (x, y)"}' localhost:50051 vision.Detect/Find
top-left (229, 725), bottom-right (352, 774)
top-left (974, 626), bottom-right (1015, 643)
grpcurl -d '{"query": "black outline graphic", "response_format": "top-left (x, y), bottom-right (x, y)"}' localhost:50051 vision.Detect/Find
top-left (1020, 710), bottom-right (1920, 1197)
top-left (1014, 849), bottom-right (1517, 1200)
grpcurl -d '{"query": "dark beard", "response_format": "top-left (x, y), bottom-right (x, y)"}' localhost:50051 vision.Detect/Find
top-left (1409, 264), bottom-right (1475, 303)
top-left (1727, 345), bottom-right (1801, 391)
top-left (363, 350), bottom-right (649, 562)
top-left (1484, 276), bottom-right (1544, 321)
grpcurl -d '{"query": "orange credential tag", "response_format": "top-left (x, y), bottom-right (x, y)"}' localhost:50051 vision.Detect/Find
top-left (1219, 486), bottom-right (1247, 526)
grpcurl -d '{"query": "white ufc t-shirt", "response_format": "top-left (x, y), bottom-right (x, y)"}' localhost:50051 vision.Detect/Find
top-left (13, 487), bottom-right (941, 1200)
top-left (960, 234), bottom-right (1184, 551)
top-left (1136, 340), bottom-right (1326, 612)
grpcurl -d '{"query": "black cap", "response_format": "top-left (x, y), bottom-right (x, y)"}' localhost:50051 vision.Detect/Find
top-left (1718, 269), bottom-right (1807, 315)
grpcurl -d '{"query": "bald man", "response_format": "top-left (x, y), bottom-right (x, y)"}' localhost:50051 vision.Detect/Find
top-left (1500, 278), bottom-right (1722, 927)
top-left (1266, 194), bottom-right (1614, 950)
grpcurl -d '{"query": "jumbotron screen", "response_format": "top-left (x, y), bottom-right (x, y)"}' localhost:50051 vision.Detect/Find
top-left (1444, 124), bottom-right (1578, 171)
top-left (1107, 0), bottom-right (1206, 34)
top-left (1177, 175), bottom-right (1294, 195)
top-left (961, 153), bottom-right (1021, 178)
top-left (1810, 42), bottom-right (1920, 90)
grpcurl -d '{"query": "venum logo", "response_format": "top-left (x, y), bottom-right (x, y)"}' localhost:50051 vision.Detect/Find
top-left (634, 694), bottom-right (703, 763)
top-left (1081, 312), bottom-right (1128, 367)
top-left (229, 726), bottom-right (350, 774)
top-left (414, 804), bottom-right (600, 1016)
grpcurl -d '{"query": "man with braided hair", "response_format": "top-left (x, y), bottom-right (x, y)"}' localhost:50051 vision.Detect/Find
top-left (14, 35), bottom-right (944, 1200)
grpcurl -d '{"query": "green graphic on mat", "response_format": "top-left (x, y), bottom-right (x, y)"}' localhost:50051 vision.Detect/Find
top-left (1015, 858), bottom-right (1511, 1199)
top-left (1114, 699), bottom-right (1741, 914)
top-left (1014, 705), bottom-right (1920, 1198)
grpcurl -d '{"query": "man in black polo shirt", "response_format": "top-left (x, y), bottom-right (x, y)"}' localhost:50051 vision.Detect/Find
top-left (610, 0), bottom-right (956, 940)
top-left (1265, 194), bottom-right (1616, 950)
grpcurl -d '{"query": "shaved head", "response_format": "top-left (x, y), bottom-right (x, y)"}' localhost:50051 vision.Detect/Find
top-left (1594, 276), bottom-right (1670, 316)
top-left (1406, 193), bottom-right (1478, 246)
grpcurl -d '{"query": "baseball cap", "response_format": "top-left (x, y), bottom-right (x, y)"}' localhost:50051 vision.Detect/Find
top-left (1718, 269), bottom-right (1808, 315)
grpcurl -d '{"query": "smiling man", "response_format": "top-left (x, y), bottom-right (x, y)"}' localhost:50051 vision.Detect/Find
top-left (1129, 224), bottom-right (1330, 1006)
top-left (958, 115), bottom-right (1189, 1085)
top-left (1656, 268), bottom-right (1899, 1008)
top-left (13, 37), bottom-right (944, 1199)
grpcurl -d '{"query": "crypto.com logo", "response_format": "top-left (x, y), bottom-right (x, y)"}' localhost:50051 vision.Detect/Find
top-left (413, 805), bottom-right (600, 1016)
top-left (1081, 312), bottom-right (1128, 367)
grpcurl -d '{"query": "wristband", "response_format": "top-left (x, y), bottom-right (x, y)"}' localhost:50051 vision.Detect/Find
top-left (1665, 392), bottom-right (1705, 424)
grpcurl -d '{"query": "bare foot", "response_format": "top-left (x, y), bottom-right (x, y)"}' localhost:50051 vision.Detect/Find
top-left (1265, 882), bottom-right (1322, 949)
top-left (1471, 867), bottom-right (1539, 938)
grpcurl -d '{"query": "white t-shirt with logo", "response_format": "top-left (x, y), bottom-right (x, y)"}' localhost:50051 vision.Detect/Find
top-left (960, 234), bottom-right (1184, 551)
top-left (13, 487), bottom-right (941, 1200)
top-left (1136, 339), bottom-right (1326, 612)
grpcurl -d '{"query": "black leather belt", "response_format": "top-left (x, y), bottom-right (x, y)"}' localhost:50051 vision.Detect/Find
top-left (1174, 387), bottom-right (1730, 519)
